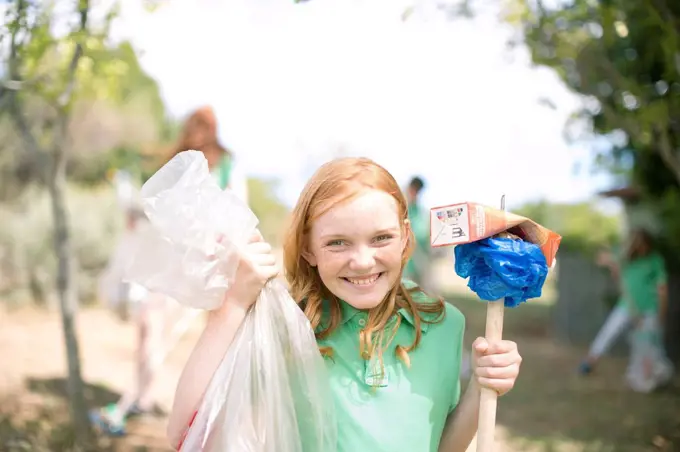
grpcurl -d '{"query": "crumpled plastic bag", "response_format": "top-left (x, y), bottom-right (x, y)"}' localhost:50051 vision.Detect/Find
top-left (127, 151), bottom-right (337, 452)
top-left (127, 151), bottom-right (255, 310)
top-left (182, 281), bottom-right (337, 452)
top-left (626, 316), bottom-right (674, 393)
top-left (454, 237), bottom-right (548, 307)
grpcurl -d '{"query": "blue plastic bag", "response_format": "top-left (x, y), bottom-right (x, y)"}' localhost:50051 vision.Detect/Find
top-left (454, 237), bottom-right (548, 307)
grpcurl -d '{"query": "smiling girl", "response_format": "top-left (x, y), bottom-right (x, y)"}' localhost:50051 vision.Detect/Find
top-left (167, 157), bottom-right (522, 452)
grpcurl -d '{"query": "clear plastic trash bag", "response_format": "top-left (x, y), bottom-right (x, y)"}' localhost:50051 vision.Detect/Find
top-left (625, 315), bottom-right (674, 393)
top-left (127, 151), bottom-right (255, 310)
top-left (127, 151), bottom-right (337, 451)
top-left (182, 280), bottom-right (337, 452)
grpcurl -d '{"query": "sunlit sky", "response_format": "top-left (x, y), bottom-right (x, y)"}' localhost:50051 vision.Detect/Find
top-left (111, 0), bottom-right (621, 213)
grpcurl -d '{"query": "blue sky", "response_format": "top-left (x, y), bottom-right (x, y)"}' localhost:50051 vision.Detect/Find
top-left (112, 0), bottom-right (622, 213)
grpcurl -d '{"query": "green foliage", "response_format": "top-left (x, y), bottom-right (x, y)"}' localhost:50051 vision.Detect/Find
top-left (0, 175), bottom-right (293, 306)
top-left (0, 2), bottom-right (173, 194)
top-left (0, 1), bottom-right (167, 441)
top-left (76, 40), bottom-right (167, 122)
top-left (0, 184), bottom-right (123, 307)
top-left (515, 200), bottom-right (621, 257)
top-left (63, 38), bottom-right (174, 184)
top-left (503, 0), bottom-right (680, 259)
top-left (247, 177), bottom-right (290, 246)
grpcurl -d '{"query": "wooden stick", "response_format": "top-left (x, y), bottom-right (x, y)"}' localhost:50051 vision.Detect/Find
top-left (476, 194), bottom-right (507, 452)
top-left (476, 300), bottom-right (504, 452)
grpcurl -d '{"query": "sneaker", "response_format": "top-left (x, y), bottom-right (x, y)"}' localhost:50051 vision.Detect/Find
top-left (127, 402), bottom-right (146, 417)
top-left (128, 401), bottom-right (159, 417)
top-left (578, 361), bottom-right (593, 376)
top-left (89, 404), bottom-right (126, 437)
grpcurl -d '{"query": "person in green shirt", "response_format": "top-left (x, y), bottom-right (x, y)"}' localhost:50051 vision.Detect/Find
top-left (578, 229), bottom-right (672, 386)
top-left (168, 157), bottom-right (523, 451)
top-left (619, 229), bottom-right (668, 319)
top-left (404, 176), bottom-right (433, 291)
top-left (577, 243), bottom-right (631, 376)
top-left (617, 229), bottom-right (673, 391)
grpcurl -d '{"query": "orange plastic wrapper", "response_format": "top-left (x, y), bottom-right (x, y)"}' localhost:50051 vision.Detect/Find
top-left (429, 202), bottom-right (562, 268)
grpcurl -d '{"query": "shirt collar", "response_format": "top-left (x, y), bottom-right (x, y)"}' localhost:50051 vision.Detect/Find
top-left (331, 279), bottom-right (432, 333)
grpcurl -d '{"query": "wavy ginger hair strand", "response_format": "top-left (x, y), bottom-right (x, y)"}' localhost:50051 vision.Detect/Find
top-left (283, 157), bottom-right (445, 368)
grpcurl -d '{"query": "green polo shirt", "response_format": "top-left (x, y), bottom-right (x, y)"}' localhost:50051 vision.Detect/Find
top-left (211, 154), bottom-right (232, 190)
top-left (620, 252), bottom-right (667, 314)
top-left (612, 248), bottom-right (667, 315)
top-left (317, 280), bottom-right (465, 452)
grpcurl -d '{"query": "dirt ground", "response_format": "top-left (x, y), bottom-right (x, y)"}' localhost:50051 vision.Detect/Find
top-left (0, 294), bottom-right (678, 452)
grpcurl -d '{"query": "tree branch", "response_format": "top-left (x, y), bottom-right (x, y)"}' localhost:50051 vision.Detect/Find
top-left (8, 95), bottom-right (49, 182)
top-left (58, 1), bottom-right (89, 111)
top-left (649, 0), bottom-right (680, 39)
top-left (656, 126), bottom-right (680, 186)
top-left (52, 0), bottom-right (90, 176)
top-left (8, 0), bottom-right (24, 81)
top-left (0, 76), bottom-right (52, 110)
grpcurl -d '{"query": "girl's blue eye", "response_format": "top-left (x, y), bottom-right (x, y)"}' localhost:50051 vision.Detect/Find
top-left (327, 239), bottom-right (345, 246)
top-left (375, 234), bottom-right (393, 243)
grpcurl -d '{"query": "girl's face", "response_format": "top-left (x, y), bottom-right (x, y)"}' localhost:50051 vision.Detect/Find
top-left (303, 189), bottom-right (407, 310)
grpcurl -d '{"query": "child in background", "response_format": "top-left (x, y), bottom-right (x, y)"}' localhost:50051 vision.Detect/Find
top-left (91, 171), bottom-right (194, 436)
top-left (403, 176), bottom-right (433, 292)
top-left (578, 229), bottom-right (673, 391)
top-left (91, 205), bottom-right (177, 436)
top-left (618, 229), bottom-right (673, 392)
top-left (578, 245), bottom-right (631, 375)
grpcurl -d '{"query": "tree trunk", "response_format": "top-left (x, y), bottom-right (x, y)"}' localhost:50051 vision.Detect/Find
top-left (46, 173), bottom-right (93, 445)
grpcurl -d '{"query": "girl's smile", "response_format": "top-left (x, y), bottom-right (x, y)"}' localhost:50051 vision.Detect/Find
top-left (303, 189), bottom-right (406, 310)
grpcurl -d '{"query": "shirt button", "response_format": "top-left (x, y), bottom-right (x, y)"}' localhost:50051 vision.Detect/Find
top-left (358, 318), bottom-right (366, 327)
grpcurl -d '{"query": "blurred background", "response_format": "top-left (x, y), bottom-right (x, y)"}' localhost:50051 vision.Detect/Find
top-left (1, 0), bottom-right (679, 451)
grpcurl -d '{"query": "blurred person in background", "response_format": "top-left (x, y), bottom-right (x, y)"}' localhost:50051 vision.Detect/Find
top-left (577, 243), bottom-right (630, 376)
top-left (578, 228), bottom-right (673, 391)
top-left (91, 174), bottom-right (180, 436)
top-left (90, 107), bottom-right (251, 435)
top-left (402, 176), bottom-right (471, 380)
top-left (403, 176), bottom-right (433, 292)
top-left (170, 105), bottom-right (249, 203)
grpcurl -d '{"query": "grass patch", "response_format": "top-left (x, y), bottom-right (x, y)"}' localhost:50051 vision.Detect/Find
top-left (446, 291), bottom-right (680, 452)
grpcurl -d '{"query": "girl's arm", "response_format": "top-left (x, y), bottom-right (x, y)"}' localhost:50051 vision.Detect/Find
top-left (438, 379), bottom-right (481, 452)
top-left (596, 250), bottom-right (620, 281)
top-left (658, 282), bottom-right (668, 326)
top-left (166, 302), bottom-right (248, 448)
top-left (166, 233), bottom-right (278, 448)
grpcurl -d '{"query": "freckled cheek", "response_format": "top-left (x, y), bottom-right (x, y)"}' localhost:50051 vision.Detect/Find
top-left (316, 250), bottom-right (350, 276)
top-left (375, 246), bottom-right (403, 270)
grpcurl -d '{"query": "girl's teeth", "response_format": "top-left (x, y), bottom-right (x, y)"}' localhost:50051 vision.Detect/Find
top-left (347, 274), bottom-right (379, 285)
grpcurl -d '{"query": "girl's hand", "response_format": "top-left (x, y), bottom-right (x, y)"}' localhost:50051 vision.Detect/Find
top-left (471, 337), bottom-right (522, 396)
top-left (215, 231), bottom-right (279, 314)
